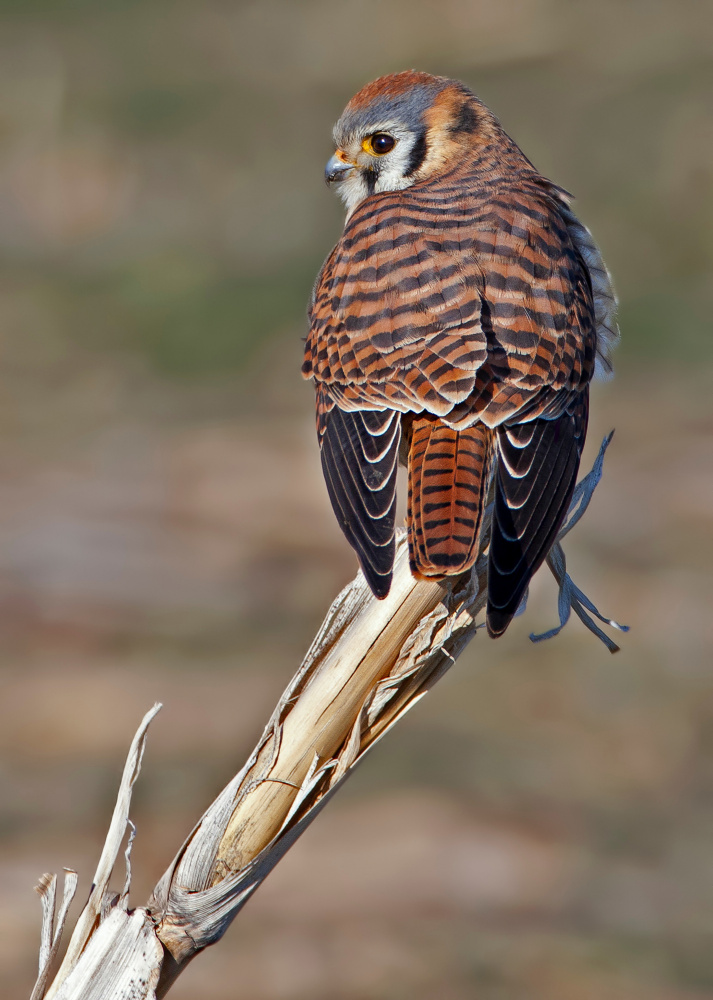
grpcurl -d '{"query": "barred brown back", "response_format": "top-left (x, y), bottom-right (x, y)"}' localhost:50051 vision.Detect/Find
top-left (304, 167), bottom-right (595, 423)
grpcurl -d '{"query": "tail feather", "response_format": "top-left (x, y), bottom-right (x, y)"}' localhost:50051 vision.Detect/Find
top-left (407, 415), bottom-right (493, 579)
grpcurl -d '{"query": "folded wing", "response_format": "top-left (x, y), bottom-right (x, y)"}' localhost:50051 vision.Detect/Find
top-left (319, 402), bottom-right (401, 597)
top-left (487, 388), bottom-right (589, 636)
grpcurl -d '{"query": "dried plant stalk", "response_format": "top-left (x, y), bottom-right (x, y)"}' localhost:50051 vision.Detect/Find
top-left (213, 569), bottom-right (446, 875)
top-left (30, 440), bottom-right (623, 1000)
top-left (150, 533), bottom-right (485, 982)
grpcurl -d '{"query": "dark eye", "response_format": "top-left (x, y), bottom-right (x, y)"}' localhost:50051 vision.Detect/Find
top-left (366, 132), bottom-right (396, 155)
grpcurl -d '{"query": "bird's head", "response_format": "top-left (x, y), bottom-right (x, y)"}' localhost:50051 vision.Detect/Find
top-left (325, 71), bottom-right (501, 217)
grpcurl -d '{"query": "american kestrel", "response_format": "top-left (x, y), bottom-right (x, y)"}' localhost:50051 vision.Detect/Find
top-left (303, 72), bottom-right (617, 637)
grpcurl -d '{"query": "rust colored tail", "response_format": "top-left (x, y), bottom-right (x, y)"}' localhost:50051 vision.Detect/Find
top-left (407, 416), bottom-right (493, 580)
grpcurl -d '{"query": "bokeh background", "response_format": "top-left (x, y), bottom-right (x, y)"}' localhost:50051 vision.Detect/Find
top-left (1, 1), bottom-right (712, 997)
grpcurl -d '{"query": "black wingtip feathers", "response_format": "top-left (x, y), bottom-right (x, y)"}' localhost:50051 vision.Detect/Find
top-left (363, 568), bottom-right (392, 599)
top-left (485, 607), bottom-right (512, 638)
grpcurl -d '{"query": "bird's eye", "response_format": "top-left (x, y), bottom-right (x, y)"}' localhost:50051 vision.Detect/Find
top-left (364, 132), bottom-right (396, 155)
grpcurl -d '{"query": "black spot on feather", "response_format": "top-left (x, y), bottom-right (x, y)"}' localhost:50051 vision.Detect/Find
top-left (450, 101), bottom-right (479, 135)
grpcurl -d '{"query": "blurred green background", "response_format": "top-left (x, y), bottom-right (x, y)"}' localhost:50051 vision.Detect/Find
top-left (1, 2), bottom-right (713, 998)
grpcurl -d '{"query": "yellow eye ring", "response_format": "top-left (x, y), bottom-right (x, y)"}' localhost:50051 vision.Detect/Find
top-left (363, 132), bottom-right (396, 155)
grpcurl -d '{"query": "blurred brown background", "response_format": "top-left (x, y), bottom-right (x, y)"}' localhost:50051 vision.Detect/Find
top-left (1, 1), bottom-right (712, 997)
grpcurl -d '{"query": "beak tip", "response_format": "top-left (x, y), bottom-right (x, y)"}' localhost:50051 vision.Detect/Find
top-left (325, 153), bottom-right (352, 186)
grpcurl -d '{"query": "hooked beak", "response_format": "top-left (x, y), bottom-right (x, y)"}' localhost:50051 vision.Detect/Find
top-left (325, 152), bottom-right (354, 186)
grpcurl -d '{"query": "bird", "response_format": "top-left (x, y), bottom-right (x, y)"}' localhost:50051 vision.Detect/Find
top-left (302, 71), bottom-right (618, 637)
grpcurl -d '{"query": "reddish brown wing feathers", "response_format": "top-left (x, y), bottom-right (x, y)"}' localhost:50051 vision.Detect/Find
top-left (303, 173), bottom-right (594, 424)
top-left (304, 188), bottom-right (489, 416)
